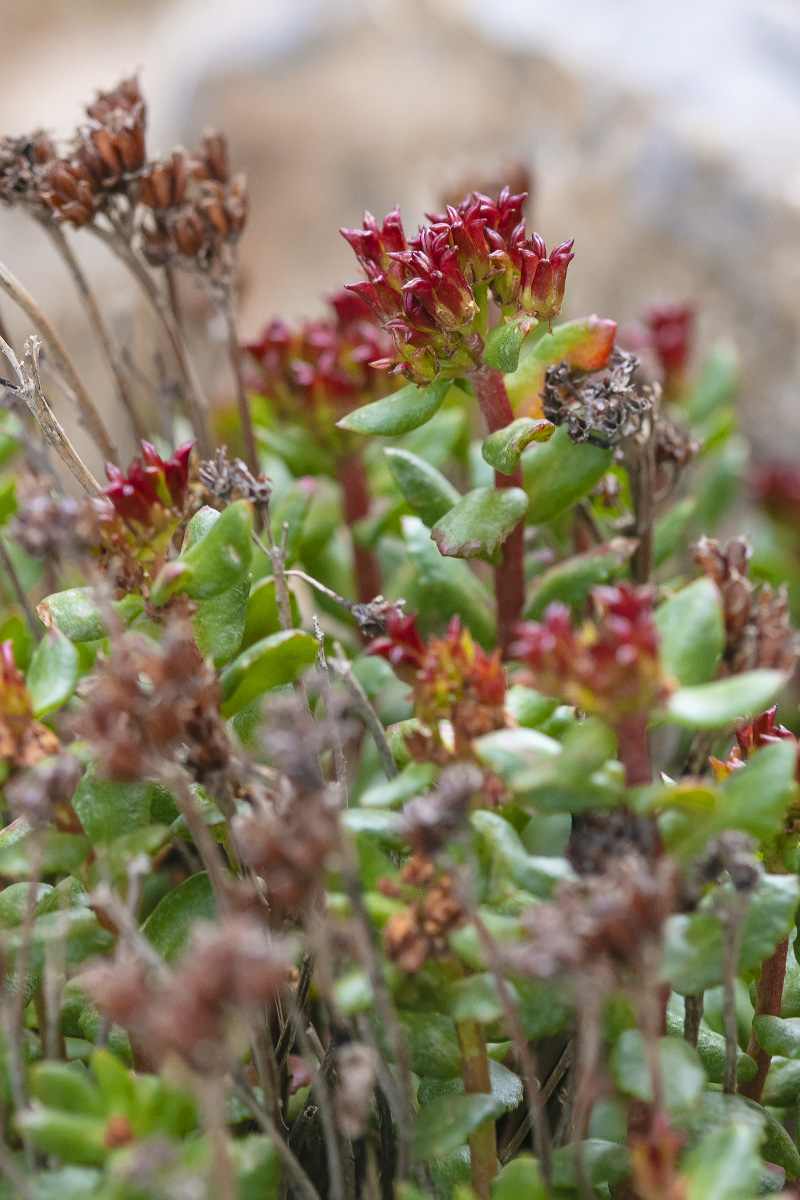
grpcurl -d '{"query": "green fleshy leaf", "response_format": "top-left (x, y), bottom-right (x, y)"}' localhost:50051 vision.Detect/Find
top-left (761, 1057), bottom-right (800, 1108)
top-left (470, 810), bottom-right (574, 899)
top-left (686, 341), bottom-right (740, 424)
top-left (663, 874), bottom-right (800, 995)
top-left (739, 1096), bottom-right (800, 1179)
top-left (385, 447), bottom-right (461, 526)
top-left (503, 685), bottom-right (559, 729)
top-left (182, 505), bottom-right (250, 666)
top-left (612, 1029), bottom-right (705, 1108)
top-left (514, 978), bottom-right (573, 1039)
top-left (25, 626), bottom-right (79, 717)
top-left (551, 1140), bottom-right (629, 1190)
top-left (73, 764), bottom-right (155, 844)
top-left (653, 496), bottom-right (697, 567)
top-left (483, 320), bottom-right (531, 373)
top-left (359, 762), bottom-right (436, 809)
top-left (431, 487), bottom-right (528, 561)
top-left (665, 1010), bottom-right (756, 1084)
top-left (482, 418), bottom-right (554, 477)
top-left (337, 378), bottom-right (451, 436)
top-left (29, 1061), bottom-right (105, 1117)
top-left (398, 1012), bottom-right (462, 1080)
top-left (491, 1156), bottom-right (547, 1200)
top-left (219, 629), bottom-right (318, 717)
top-left (681, 1120), bottom-right (762, 1200)
top-left (15, 1108), bottom-right (108, 1167)
top-left (412, 1092), bottom-right (506, 1161)
top-left (753, 1015), bottom-right (800, 1059)
top-left (241, 576), bottom-right (301, 648)
top-left (525, 537), bottom-right (638, 619)
top-left (664, 669), bottom-right (787, 729)
top-left (270, 478), bottom-right (314, 566)
top-left (402, 516), bottom-right (495, 647)
top-left (36, 588), bottom-right (142, 643)
top-left (150, 501), bottom-right (253, 605)
top-left (655, 578), bottom-right (725, 687)
top-left (523, 425), bottom-right (612, 524)
top-left (142, 873), bottom-right (216, 965)
top-left (0, 882), bottom-right (54, 929)
top-left (0, 830), bottom-right (90, 878)
top-left (418, 1059), bottom-right (522, 1113)
top-left (505, 316), bottom-right (618, 414)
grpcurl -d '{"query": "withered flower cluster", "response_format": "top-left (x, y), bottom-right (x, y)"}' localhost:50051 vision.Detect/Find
top-left (510, 856), bottom-right (678, 984)
top-left (139, 134), bottom-right (247, 288)
top-left (5, 751), bottom-right (82, 828)
top-left (511, 583), bottom-right (668, 722)
top-left (10, 476), bottom-right (103, 565)
top-left (88, 917), bottom-right (287, 1071)
top-left (540, 347), bottom-right (653, 448)
top-left (244, 291), bottom-right (395, 432)
top-left (342, 188), bottom-right (573, 383)
top-left (72, 624), bottom-right (230, 784)
top-left (198, 444), bottom-right (272, 510)
top-left (381, 855), bottom-right (465, 975)
top-left (695, 535), bottom-right (798, 674)
top-left (398, 762), bottom-right (483, 855)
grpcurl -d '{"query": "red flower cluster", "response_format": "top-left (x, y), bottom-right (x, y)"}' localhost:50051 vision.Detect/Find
top-left (365, 605), bottom-right (427, 678)
top-left (711, 706), bottom-right (799, 781)
top-left (750, 461), bottom-right (800, 531)
top-left (511, 584), bottom-right (667, 720)
top-left (103, 439), bottom-right (194, 537)
top-left (244, 291), bottom-right (395, 433)
top-left (341, 187), bottom-right (573, 384)
top-left (644, 303), bottom-right (693, 384)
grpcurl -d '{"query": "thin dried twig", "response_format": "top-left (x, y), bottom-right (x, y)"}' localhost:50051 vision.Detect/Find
top-left (230, 1073), bottom-right (323, 1200)
top-left (0, 336), bottom-right (104, 496)
top-left (0, 256), bottom-right (117, 463)
top-left (330, 643), bottom-right (397, 781)
top-left (0, 537), bottom-right (40, 639)
top-left (44, 222), bottom-right (146, 443)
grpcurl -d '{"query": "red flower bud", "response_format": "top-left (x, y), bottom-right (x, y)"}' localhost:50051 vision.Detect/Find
top-left (103, 439), bottom-right (194, 535)
top-left (645, 303), bottom-right (693, 379)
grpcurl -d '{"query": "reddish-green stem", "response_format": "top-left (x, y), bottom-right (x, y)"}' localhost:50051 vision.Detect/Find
top-left (456, 1018), bottom-right (498, 1199)
top-left (471, 367), bottom-right (526, 656)
top-left (614, 712), bottom-right (653, 787)
top-left (337, 450), bottom-right (382, 604)
top-left (739, 937), bottom-right (789, 1101)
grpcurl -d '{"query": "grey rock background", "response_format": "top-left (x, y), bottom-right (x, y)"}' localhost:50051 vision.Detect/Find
top-left (1, 0), bottom-right (799, 471)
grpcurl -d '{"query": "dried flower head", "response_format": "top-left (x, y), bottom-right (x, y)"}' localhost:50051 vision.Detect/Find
top-left (383, 860), bottom-right (465, 974)
top-left (510, 856), bottom-right (678, 982)
top-left (5, 752), bottom-right (82, 827)
top-left (81, 77), bottom-right (146, 185)
top-left (10, 477), bottom-right (103, 563)
top-left (198, 445), bottom-right (272, 510)
top-left (399, 762), bottom-right (483, 855)
top-left (541, 348), bottom-right (653, 447)
top-left (0, 131), bottom-right (55, 208)
top-left (72, 625), bottom-right (229, 783)
top-left (695, 536), bottom-right (797, 675)
top-left (695, 831), bottom-right (761, 895)
top-left (512, 584), bottom-right (668, 721)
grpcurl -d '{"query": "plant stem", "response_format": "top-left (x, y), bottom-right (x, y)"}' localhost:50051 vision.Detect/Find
top-left (93, 227), bottom-right (212, 457)
top-left (0, 537), bottom-right (41, 640)
top-left (336, 450), bottom-right (382, 604)
top-left (0, 257), bottom-right (117, 464)
top-left (626, 428), bottom-right (656, 586)
top-left (683, 993), bottom-right (703, 1048)
top-left (221, 287), bottom-right (259, 475)
top-left (44, 222), bottom-right (146, 444)
top-left (331, 643), bottom-right (398, 780)
top-left (471, 367), bottom-right (525, 656)
top-left (614, 712), bottom-right (652, 787)
top-left (231, 1073), bottom-right (322, 1200)
top-left (456, 1019), bottom-right (498, 1200)
top-left (739, 936), bottom-right (788, 1101)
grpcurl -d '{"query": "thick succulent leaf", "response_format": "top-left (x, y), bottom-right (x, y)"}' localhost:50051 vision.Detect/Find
top-left (681, 1120), bottom-right (762, 1200)
top-left (612, 1029), bottom-right (705, 1109)
top-left (417, 1060), bottom-right (522, 1114)
top-left (491, 1156), bottom-right (547, 1200)
top-left (73, 765), bottom-right (156, 844)
top-left (752, 1015), bottom-right (800, 1059)
top-left (0, 829), bottom-right (90, 877)
top-left (385, 447), bottom-right (461, 526)
top-left (483, 319), bottom-right (532, 373)
top-left (36, 588), bottom-right (144, 643)
top-left (412, 1092), bottom-right (506, 1161)
top-left (431, 487), bottom-right (528, 561)
top-left (686, 341), bottom-right (740, 423)
top-left (655, 578), bottom-right (725, 687)
top-left (219, 629), bottom-right (318, 717)
top-left (29, 1062), bottom-right (105, 1118)
top-left (503, 685), bottom-right (560, 729)
top-left (482, 418), bottom-right (554, 476)
top-left (402, 516), bottom-right (495, 647)
top-left (504, 316), bottom-right (617, 417)
top-left (181, 504), bottom-right (250, 666)
top-left (241, 577), bottom-right (301, 649)
top-left (25, 626), bottom-right (79, 717)
top-left (15, 1108), bottom-right (108, 1167)
top-left (337, 378), bottom-right (451, 436)
top-left (150, 501), bottom-right (253, 605)
top-left (654, 497), bottom-right (697, 567)
top-left (665, 1010), bottom-right (756, 1084)
top-left (470, 810), bottom-right (574, 899)
top-left (664, 670), bottom-right (788, 729)
top-left (663, 875), bottom-right (800, 994)
top-left (525, 537), bottom-right (638, 619)
top-left (551, 1140), bottom-right (629, 1190)
top-left (523, 425), bottom-right (612, 524)
top-left (142, 872), bottom-right (217, 965)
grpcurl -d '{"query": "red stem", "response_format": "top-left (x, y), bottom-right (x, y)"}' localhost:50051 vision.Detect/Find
top-left (337, 450), bottom-right (382, 604)
top-left (739, 937), bottom-right (789, 1102)
top-left (614, 712), bottom-right (653, 787)
top-left (471, 367), bottom-right (526, 657)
